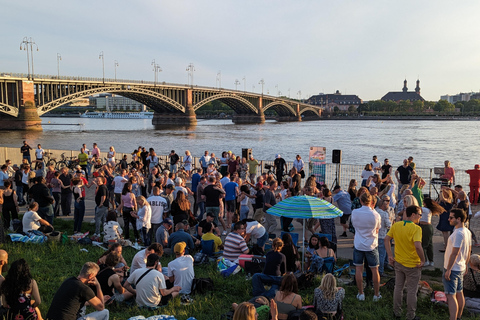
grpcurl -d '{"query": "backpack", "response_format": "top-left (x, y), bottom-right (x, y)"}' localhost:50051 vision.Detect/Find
top-left (191, 278), bottom-right (214, 295)
top-left (193, 252), bottom-right (209, 266)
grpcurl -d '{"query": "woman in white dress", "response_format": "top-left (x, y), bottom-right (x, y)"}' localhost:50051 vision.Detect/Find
top-left (107, 146), bottom-right (116, 166)
top-left (183, 150), bottom-right (193, 179)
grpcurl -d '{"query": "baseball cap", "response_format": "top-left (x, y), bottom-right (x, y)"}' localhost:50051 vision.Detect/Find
top-left (162, 218), bottom-right (173, 226)
top-left (275, 154), bottom-right (281, 159)
top-left (174, 242), bottom-right (186, 254)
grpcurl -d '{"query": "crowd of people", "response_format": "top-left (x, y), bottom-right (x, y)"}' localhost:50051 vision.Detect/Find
top-left (2, 144), bottom-right (480, 320)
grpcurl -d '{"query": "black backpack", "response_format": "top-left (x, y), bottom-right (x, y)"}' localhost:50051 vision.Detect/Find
top-left (191, 277), bottom-right (214, 295)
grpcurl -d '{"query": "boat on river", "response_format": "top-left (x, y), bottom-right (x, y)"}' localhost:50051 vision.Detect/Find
top-left (80, 111), bottom-right (154, 119)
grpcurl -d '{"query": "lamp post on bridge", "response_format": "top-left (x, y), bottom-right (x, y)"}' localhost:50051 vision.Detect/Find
top-left (186, 63), bottom-right (195, 86)
top-left (275, 84), bottom-right (279, 96)
top-left (19, 37), bottom-right (39, 80)
top-left (258, 79), bottom-right (265, 95)
top-left (152, 60), bottom-right (162, 86)
top-left (56, 53), bottom-right (62, 78)
top-left (297, 90), bottom-right (302, 101)
top-left (234, 79), bottom-right (240, 90)
top-left (99, 51), bottom-right (105, 83)
top-left (242, 76), bottom-right (246, 92)
top-left (114, 60), bottom-right (119, 81)
top-left (216, 71), bottom-right (221, 88)
top-left (288, 88), bottom-right (290, 98)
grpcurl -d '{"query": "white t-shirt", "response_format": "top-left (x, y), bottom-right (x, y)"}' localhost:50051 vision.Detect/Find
top-left (130, 249), bottom-right (147, 274)
top-left (146, 155), bottom-right (159, 169)
top-left (173, 186), bottom-right (188, 199)
top-left (167, 255), bottom-right (194, 294)
top-left (137, 205), bottom-right (152, 230)
top-left (351, 205), bottom-right (381, 251)
top-left (444, 227), bottom-right (472, 272)
top-left (113, 175), bottom-right (128, 194)
top-left (361, 170), bottom-right (375, 180)
top-left (23, 210), bottom-right (42, 233)
top-left (246, 221), bottom-right (266, 239)
top-left (371, 161), bottom-right (382, 172)
top-left (147, 195), bottom-right (168, 224)
top-left (420, 207), bottom-right (432, 224)
top-left (127, 267), bottom-right (166, 308)
top-left (35, 148), bottom-right (44, 159)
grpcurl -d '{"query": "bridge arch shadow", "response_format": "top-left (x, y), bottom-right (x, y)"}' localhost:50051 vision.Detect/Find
top-left (299, 107), bottom-right (321, 119)
top-left (193, 93), bottom-right (259, 115)
top-left (263, 101), bottom-right (298, 117)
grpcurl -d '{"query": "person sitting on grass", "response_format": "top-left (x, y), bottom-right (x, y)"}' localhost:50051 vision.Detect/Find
top-left (167, 242), bottom-right (194, 296)
top-left (130, 243), bottom-right (164, 274)
top-left (315, 237), bottom-right (336, 262)
top-left (97, 243), bottom-right (129, 277)
top-left (252, 238), bottom-right (286, 299)
top-left (103, 210), bottom-right (124, 244)
top-left (233, 300), bottom-right (279, 320)
top-left (273, 274), bottom-right (302, 320)
top-left (124, 254), bottom-right (181, 309)
top-left (201, 222), bottom-right (223, 253)
top-left (231, 296), bottom-right (270, 320)
top-left (304, 234), bottom-right (320, 270)
top-left (22, 201), bottom-right (53, 234)
top-left (96, 253), bottom-right (134, 303)
top-left (313, 273), bottom-right (344, 319)
top-left (0, 258), bottom-right (44, 320)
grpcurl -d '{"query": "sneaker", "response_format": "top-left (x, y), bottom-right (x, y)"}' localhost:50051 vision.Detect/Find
top-left (429, 261), bottom-right (434, 267)
top-left (221, 231), bottom-right (227, 236)
top-left (356, 293), bottom-right (365, 301)
top-left (181, 294), bottom-right (193, 305)
top-left (373, 294), bottom-right (382, 302)
top-left (340, 232), bottom-right (347, 238)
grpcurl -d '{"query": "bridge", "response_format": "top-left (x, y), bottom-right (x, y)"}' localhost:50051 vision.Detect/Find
top-left (0, 73), bottom-right (322, 130)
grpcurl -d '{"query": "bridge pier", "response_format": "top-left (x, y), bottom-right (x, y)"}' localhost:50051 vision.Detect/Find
top-left (276, 115), bottom-right (301, 122)
top-left (231, 114), bottom-right (265, 124)
top-left (152, 112), bottom-right (197, 129)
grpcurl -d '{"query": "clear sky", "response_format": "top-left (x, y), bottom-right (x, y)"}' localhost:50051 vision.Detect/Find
top-left (2, 0), bottom-right (479, 101)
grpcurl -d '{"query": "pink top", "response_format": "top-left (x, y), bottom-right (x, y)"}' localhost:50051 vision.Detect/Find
top-left (443, 167), bottom-right (455, 183)
top-left (91, 147), bottom-right (100, 157)
top-left (121, 193), bottom-right (135, 209)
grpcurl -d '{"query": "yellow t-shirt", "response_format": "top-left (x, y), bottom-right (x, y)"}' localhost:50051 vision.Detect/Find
top-left (78, 153), bottom-right (88, 166)
top-left (386, 220), bottom-right (422, 268)
top-left (202, 233), bottom-right (223, 252)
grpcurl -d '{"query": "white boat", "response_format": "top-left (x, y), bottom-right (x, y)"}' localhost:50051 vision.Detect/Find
top-left (80, 111), bottom-right (154, 119)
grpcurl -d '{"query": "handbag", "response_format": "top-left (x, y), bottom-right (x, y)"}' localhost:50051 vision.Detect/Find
top-left (300, 170), bottom-right (305, 179)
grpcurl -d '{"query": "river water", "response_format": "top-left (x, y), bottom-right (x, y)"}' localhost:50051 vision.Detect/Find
top-left (1, 118), bottom-right (478, 170)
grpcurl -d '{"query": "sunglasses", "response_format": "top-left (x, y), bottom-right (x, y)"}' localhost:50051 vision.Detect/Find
top-left (448, 216), bottom-right (456, 220)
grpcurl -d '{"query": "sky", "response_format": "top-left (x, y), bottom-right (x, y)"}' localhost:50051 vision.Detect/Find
top-left (2, 1), bottom-right (480, 101)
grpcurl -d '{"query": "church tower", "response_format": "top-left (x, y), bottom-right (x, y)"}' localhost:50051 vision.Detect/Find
top-left (402, 79), bottom-right (408, 93)
top-left (415, 79), bottom-right (420, 95)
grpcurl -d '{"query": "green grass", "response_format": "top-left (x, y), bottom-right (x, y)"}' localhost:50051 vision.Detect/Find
top-left (3, 218), bottom-right (478, 320)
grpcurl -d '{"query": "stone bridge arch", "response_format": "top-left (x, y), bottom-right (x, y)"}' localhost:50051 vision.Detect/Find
top-left (263, 101), bottom-right (298, 117)
top-left (193, 92), bottom-right (259, 114)
top-left (299, 106), bottom-right (322, 118)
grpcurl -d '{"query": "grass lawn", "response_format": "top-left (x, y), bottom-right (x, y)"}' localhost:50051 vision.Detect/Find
top-left (2, 218), bottom-right (477, 320)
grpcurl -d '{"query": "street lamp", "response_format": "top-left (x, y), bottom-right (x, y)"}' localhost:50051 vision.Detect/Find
top-left (242, 76), bottom-right (246, 92)
top-left (56, 53), bottom-right (62, 78)
top-left (275, 84), bottom-right (279, 96)
top-left (20, 37), bottom-right (38, 80)
top-left (288, 88), bottom-right (290, 98)
top-left (114, 60), bottom-right (119, 81)
top-left (216, 71), bottom-right (221, 88)
top-left (297, 90), bottom-right (302, 101)
top-left (258, 79), bottom-right (265, 95)
top-left (99, 51), bottom-right (105, 83)
top-left (186, 63), bottom-right (195, 86)
top-left (151, 59), bottom-right (162, 86)
top-left (234, 79), bottom-right (240, 90)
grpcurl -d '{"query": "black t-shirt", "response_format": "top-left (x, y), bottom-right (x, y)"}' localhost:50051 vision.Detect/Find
top-left (96, 268), bottom-right (116, 296)
top-left (255, 189), bottom-right (265, 210)
top-left (263, 251), bottom-right (286, 276)
top-left (21, 145), bottom-right (31, 156)
top-left (59, 173), bottom-right (73, 194)
top-left (46, 277), bottom-right (96, 320)
top-left (396, 165), bottom-right (413, 184)
top-left (274, 158), bottom-right (286, 173)
top-left (293, 173), bottom-right (302, 195)
top-left (29, 183), bottom-right (52, 207)
top-left (381, 164), bottom-right (392, 179)
top-left (95, 184), bottom-right (109, 207)
top-left (203, 185), bottom-right (225, 207)
top-left (140, 151), bottom-right (149, 164)
top-left (169, 153), bottom-right (179, 165)
top-left (263, 189), bottom-right (277, 212)
top-left (198, 219), bottom-right (217, 231)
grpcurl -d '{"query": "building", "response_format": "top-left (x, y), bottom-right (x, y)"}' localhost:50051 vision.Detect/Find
top-left (381, 79), bottom-right (425, 102)
top-left (306, 90), bottom-right (362, 112)
top-left (440, 92), bottom-right (476, 104)
top-left (89, 94), bottom-right (146, 111)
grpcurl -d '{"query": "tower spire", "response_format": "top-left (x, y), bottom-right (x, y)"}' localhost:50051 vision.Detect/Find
top-left (415, 79), bottom-right (420, 94)
top-left (403, 79), bottom-right (408, 93)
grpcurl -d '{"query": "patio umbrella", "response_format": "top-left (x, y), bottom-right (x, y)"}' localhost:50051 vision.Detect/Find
top-left (266, 195), bottom-right (343, 271)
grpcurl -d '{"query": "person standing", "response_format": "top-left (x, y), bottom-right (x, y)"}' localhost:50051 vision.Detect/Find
top-left (199, 151), bottom-right (211, 174)
top-left (332, 185), bottom-right (352, 238)
top-left (94, 176), bottom-right (109, 238)
top-left (203, 176), bottom-right (226, 228)
top-left (273, 154), bottom-right (287, 183)
top-left (293, 155), bottom-right (305, 179)
top-left (376, 194), bottom-right (394, 276)
top-left (263, 180), bottom-right (279, 236)
top-left (59, 167), bottom-right (73, 216)
top-left (247, 155), bottom-right (259, 183)
top-left (20, 141), bottom-right (32, 165)
top-left (381, 158), bottom-right (392, 180)
top-left (147, 186), bottom-right (168, 242)
top-left (443, 208), bottom-right (472, 320)
top-left (34, 144), bottom-right (44, 170)
top-left (78, 148), bottom-right (89, 181)
top-left (169, 150), bottom-right (180, 174)
top-left (465, 165), bottom-right (480, 205)
top-left (384, 205), bottom-right (424, 320)
top-left (395, 159), bottom-right (413, 198)
top-left (371, 155), bottom-right (381, 173)
top-left (441, 160), bottom-right (456, 186)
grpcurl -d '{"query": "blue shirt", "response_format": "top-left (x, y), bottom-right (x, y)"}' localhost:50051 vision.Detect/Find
top-left (168, 229), bottom-right (195, 254)
top-left (224, 182), bottom-right (238, 201)
top-left (191, 173), bottom-right (201, 192)
top-left (333, 190), bottom-right (352, 215)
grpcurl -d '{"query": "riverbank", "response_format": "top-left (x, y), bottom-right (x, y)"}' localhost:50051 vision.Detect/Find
top-left (323, 115), bottom-right (480, 120)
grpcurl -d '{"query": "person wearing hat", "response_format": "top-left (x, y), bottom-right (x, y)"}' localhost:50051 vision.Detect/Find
top-left (156, 218), bottom-right (173, 254)
top-left (466, 165), bottom-right (480, 205)
top-left (273, 154), bottom-right (287, 184)
top-left (168, 242), bottom-right (194, 295)
top-left (169, 150), bottom-right (180, 174)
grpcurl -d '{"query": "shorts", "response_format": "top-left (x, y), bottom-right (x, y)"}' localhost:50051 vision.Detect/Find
top-left (443, 269), bottom-right (464, 294)
top-left (226, 200), bottom-right (236, 213)
top-left (353, 247), bottom-right (379, 267)
top-left (340, 213), bottom-right (351, 225)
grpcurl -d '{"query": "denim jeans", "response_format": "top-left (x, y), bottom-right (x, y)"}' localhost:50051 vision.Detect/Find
top-left (240, 205), bottom-right (249, 220)
top-left (197, 202), bottom-right (205, 221)
top-left (251, 273), bottom-right (283, 298)
top-left (95, 206), bottom-right (108, 235)
top-left (16, 185), bottom-right (24, 205)
top-left (378, 238), bottom-right (386, 274)
top-left (141, 227), bottom-right (151, 246)
top-left (38, 205), bottom-right (54, 225)
top-left (53, 192), bottom-right (61, 216)
top-left (74, 199), bottom-right (85, 232)
top-left (256, 231), bottom-right (269, 248)
top-left (170, 164), bottom-right (178, 174)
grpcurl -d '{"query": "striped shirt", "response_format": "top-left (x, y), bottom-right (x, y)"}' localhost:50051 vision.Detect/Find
top-left (223, 232), bottom-right (249, 262)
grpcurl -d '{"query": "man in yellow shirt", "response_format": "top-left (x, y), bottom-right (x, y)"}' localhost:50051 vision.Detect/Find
top-left (385, 205), bottom-right (425, 320)
top-left (78, 148), bottom-right (89, 180)
top-left (201, 222), bottom-right (223, 253)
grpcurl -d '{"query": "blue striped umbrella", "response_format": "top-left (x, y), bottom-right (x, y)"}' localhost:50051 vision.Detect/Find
top-left (266, 195), bottom-right (343, 219)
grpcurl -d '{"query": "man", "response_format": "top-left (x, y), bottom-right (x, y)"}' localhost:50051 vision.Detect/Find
top-left (293, 155), bottom-right (305, 179)
top-left (247, 155), bottom-right (259, 183)
top-left (146, 149), bottom-right (159, 173)
top-left (220, 172), bottom-right (230, 188)
top-left (443, 208), bottom-right (472, 320)
top-left (22, 202), bottom-right (54, 234)
top-left (0, 165), bottom-right (9, 189)
top-left (119, 154), bottom-right (129, 171)
top-left (263, 180), bottom-right (278, 236)
top-left (168, 222), bottom-right (195, 254)
top-left (124, 254), bottom-right (181, 308)
top-left (381, 158), bottom-right (392, 180)
top-left (253, 181), bottom-right (265, 223)
top-left (173, 177), bottom-right (188, 199)
top-left (191, 168), bottom-right (201, 215)
top-left (130, 243), bottom-right (164, 274)
top-left (169, 150), bottom-right (180, 174)
top-left (161, 184), bottom-right (175, 215)
top-left (395, 159), bottom-right (413, 198)
top-left (332, 185), bottom-right (352, 238)
top-left (371, 155), bottom-right (381, 173)
top-left (29, 176), bottom-right (55, 224)
top-left (168, 242), bottom-right (195, 295)
top-left (408, 156), bottom-right (416, 170)
top-left (201, 222), bottom-right (223, 252)
top-left (289, 167), bottom-right (302, 196)
top-left (91, 143), bottom-right (100, 159)
top-left (196, 176), bottom-right (207, 221)
top-left (20, 141), bottom-right (32, 164)
top-left (273, 154), bottom-right (287, 183)
top-left (376, 194), bottom-right (394, 275)
top-left (224, 175), bottom-right (240, 226)
top-left (465, 165), bottom-right (480, 205)
top-left (147, 186), bottom-right (168, 240)
top-left (197, 212), bottom-right (220, 238)
top-left (385, 205), bottom-right (424, 320)
top-left (59, 167), bottom-right (73, 216)
top-left (33, 144), bottom-right (44, 170)
top-left (47, 262), bottom-right (108, 320)
top-left (351, 192), bottom-right (381, 301)
top-left (203, 176), bottom-right (226, 227)
top-left (95, 176), bottom-right (109, 237)
top-left (14, 164), bottom-right (26, 205)
top-left (78, 148), bottom-right (89, 180)
top-left (113, 169), bottom-right (128, 206)
top-left (199, 151), bottom-right (211, 174)
top-left (155, 218), bottom-right (173, 254)
top-left (223, 222), bottom-right (249, 263)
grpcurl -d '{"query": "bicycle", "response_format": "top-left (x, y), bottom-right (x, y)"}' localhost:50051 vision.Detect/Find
top-left (56, 153), bottom-right (79, 171)
top-left (264, 164), bottom-right (289, 182)
top-left (43, 152), bottom-right (57, 168)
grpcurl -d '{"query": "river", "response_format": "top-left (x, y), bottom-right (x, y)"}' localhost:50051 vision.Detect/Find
top-left (1, 118), bottom-right (478, 170)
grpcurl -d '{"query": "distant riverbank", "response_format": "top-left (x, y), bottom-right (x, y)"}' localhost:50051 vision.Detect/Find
top-left (322, 115), bottom-right (480, 121)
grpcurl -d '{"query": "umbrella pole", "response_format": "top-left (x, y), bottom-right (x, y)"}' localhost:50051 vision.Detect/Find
top-left (302, 218), bottom-right (305, 272)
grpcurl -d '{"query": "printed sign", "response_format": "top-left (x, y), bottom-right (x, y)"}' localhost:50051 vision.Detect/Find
top-left (309, 146), bottom-right (326, 185)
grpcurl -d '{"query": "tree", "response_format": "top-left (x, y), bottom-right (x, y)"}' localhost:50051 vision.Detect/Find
top-left (333, 106), bottom-right (340, 114)
top-left (434, 100), bottom-right (455, 112)
top-left (357, 103), bottom-right (369, 113)
top-left (412, 100), bottom-right (424, 112)
top-left (348, 105), bottom-right (356, 114)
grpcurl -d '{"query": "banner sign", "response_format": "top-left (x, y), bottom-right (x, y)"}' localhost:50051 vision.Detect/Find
top-left (309, 147), bottom-right (326, 185)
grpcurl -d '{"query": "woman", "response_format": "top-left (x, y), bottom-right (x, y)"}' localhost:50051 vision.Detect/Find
top-left (437, 188), bottom-right (454, 252)
top-left (129, 175), bottom-right (143, 197)
top-left (315, 236), bottom-right (336, 262)
top-left (361, 164), bottom-right (374, 187)
top-left (302, 176), bottom-right (320, 196)
top-left (281, 233), bottom-right (299, 272)
top-left (170, 190), bottom-right (191, 225)
top-left (233, 301), bottom-right (279, 320)
top-left (96, 252), bottom-right (134, 301)
top-left (97, 242), bottom-right (129, 275)
top-left (421, 198), bottom-right (444, 267)
top-left (351, 187), bottom-right (368, 211)
top-left (463, 254), bottom-right (480, 298)
top-left (117, 182), bottom-right (138, 241)
top-left (238, 185), bottom-right (251, 221)
top-left (317, 188), bottom-right (336, 244)
top-left (183, 150), bottom-right (192, 179)
top-left (134, 195), bottom-right (151, 246)
top-left (239, 158), bottom-right (249, 181)
top-left (441, 160), bottom-right (455, 186)
top-left (72, 177), bottom-right (85, 234)
top-left (348, 179), bottom-right (357, 201)
top-left (2, 181), bottom-right (19, 230)
top-left (263, 238), bottom-right (286, 276)
top-left (314, 273), bottom-right (345, 319)
top-left (457, 190), bottom-right (479, 246)
top-left (0, 259), bottom-right (43, 320)
top-left (50, 171), bottom-right (62, 217)
top-left (107, 146), bottom-right (116, 166)
top-left (397, 195), bottom-right (419, 221)
top-left (305, 234), bottom-right (321, 270)
top-left (366, 173), bottom-right (382, 191)
top-left (103, 210), bottom-right (124, 243)
top-left (273, 274), bottom-right (302, 320)
top-left (219, 151), bottom-right (229, 176)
